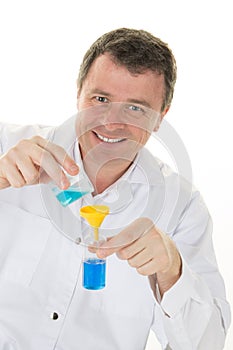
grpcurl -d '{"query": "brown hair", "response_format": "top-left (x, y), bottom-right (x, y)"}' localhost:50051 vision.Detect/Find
top-left (77, 28), bottom-right (177, 112)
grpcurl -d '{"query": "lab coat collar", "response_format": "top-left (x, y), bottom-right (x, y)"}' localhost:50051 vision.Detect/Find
top-left (51, 114), bottom-right (77, 156)
top-left (130, 147), bottom-right (164, 187)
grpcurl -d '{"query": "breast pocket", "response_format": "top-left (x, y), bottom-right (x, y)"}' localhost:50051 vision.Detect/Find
top-left (0, 202), bottom-right (51, 286)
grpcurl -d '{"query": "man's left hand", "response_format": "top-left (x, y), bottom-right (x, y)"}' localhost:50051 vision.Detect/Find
top-left (97, 217), bottom-right (182, 297)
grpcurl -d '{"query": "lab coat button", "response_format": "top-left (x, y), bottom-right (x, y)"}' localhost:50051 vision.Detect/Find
top-left (51, 312), bottom-right (59, 320)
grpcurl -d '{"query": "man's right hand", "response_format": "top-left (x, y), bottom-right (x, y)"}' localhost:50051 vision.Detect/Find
top-left (0, 136), bottom-right (79, 190)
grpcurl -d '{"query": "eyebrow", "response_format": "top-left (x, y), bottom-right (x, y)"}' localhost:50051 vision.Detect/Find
top-left (90, 89), bottom-right (152, 109)
top-left (90, 88), bottom-right (112, 97)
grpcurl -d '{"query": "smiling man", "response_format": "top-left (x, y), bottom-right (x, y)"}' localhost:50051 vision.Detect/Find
top-left (0, 28), bottom-right (231, 350)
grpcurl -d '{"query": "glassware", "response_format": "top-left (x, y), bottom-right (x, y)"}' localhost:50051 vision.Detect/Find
top-left (51, 171), bottom-right (93, 207)
top-left (80, 205), bottom-right (109, 290)
top-left (82, 239), bottom-right (106, 290)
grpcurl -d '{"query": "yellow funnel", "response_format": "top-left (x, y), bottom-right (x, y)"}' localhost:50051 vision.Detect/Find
top-left (80, 205), bottom-right (109, 241)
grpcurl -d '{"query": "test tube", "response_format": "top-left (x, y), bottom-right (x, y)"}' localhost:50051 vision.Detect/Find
top-left (83, 239), bottom-right (106, 290)
top-left (80, 205), bottom-right (109, 290)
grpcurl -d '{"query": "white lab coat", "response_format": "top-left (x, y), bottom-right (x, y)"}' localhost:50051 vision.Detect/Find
top-left (0, 116), bottom-right (231, 350)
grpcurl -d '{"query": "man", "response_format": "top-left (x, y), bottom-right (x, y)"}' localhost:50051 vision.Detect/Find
top-left (0, 28), bottom-right (231, 349)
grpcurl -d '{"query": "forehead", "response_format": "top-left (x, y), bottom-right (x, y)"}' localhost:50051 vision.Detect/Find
top-left (82, 54), bottom-right (165, 110)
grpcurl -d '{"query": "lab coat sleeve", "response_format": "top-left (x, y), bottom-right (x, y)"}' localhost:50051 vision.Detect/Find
top-left (153, 191), bottom-right (231, 349)
top-left (0, 122), bottom-right (4, 154)
top-left (0, 123), bottom-right (14, 345)
top-left (0, 327), bottom-right (18, 349)
top-left (0, 122), bottom-right (54, 347)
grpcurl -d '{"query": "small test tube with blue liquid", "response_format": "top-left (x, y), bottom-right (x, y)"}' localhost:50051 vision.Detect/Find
top-left (80, 205), bottom-right (109, 290)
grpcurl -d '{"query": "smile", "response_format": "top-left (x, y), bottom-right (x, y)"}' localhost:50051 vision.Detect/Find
top-left (95, 132), bottom-right (126, 143)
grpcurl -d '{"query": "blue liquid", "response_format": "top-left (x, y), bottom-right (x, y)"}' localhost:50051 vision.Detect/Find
top-left (83, 258), bottom-right (106, 290)
top-left (55, 189), bottom-right (89, 207)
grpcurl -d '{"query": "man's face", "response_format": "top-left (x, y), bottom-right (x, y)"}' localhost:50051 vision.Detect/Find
top-left (76, 54), bottom-right (167, 168)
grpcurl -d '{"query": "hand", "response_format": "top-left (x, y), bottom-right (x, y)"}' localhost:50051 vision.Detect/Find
top-left (97, 217), bottom-right (182, 296)
top-left (0, 136), bottom-right (79, 190)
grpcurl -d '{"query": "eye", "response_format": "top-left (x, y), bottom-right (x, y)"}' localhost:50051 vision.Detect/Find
top-left (125, 104), bottom-right (146, 117)
top-left (95, 96), bottom-right (108, 103)
top-left (123, 103), bottom-right (155, 122)
top-left (128, 105), bottom-right (143, 112)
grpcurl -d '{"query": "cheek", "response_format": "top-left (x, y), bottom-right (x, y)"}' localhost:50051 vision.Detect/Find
top-left (77, 132), bottom-right (93, 157)
top-left (77, 135), bottom-right (86, 159)
top-left (129, 126), bottom-right (151, 146)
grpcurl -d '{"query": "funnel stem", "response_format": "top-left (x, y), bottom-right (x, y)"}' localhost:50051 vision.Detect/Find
top-left (93, 227), bottom-right (99, 241)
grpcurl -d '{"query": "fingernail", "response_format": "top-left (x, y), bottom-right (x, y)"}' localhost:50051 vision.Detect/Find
top-left (70, 164), bottom-right (79, 172)
top-left (60, 178), bottom-right (69, 189)
top-left (97, 250), bottom-right (106, 259)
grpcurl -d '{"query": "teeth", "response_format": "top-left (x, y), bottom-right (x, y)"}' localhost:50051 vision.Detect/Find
top-left (95, 133), bottom-right (125, 143)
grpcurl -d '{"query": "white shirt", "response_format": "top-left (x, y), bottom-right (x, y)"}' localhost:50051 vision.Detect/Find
top-left (0, 117), bottom-right (231, 350)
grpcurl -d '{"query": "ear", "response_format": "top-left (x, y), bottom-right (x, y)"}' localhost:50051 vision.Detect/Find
top-left (153, 106), bottom-right (170, 132)
top-left (76, 89), bottom-right (80, 109)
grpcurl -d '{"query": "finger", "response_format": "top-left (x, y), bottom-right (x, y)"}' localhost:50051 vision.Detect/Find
top-left (96, 234), bottom-right (133, 258)
top-left (29, 138), bottom-right (79, 188)
top-left (116, 232), bottom-right (149, 260)
top-left (119, 244), bottom-right (159, 276)
top-left (0, 176), bottom-right (10, 189)
top-left (97, 217), bottom-right (154, 258)
top-left (135, 258), bottom-right (157, 276)
top-left (39, 171), bottom-right (52, 184)
top-left (118, 227), bottom-right (163, 261)
top-left (2, 163), bottom-right (26, 188)
top-left (37, 148), bottom-right (70, 188)
top-left (119, 243), bottom-right (159, 276)
top-left (126, 245), bottom-right (161, 274)
top-left (117, 236), bottom-right (164, 276)
top-left (19, 141), bottom-right (69, 188)
top-left (0, 150), bottom-right (26, 187)
top-left (16, 156), bottom-right (40, 185)
top-left (33, 136), bottom-right (79, 175)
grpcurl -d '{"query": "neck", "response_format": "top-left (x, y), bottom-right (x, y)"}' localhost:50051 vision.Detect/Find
top-left (82, 157), bottom-right (132, 195)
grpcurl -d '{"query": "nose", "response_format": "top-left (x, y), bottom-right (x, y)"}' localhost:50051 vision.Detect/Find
top-left (103, 103), bottom-right (125, 130)
top-left (104, 121), bottom-right (124, 131)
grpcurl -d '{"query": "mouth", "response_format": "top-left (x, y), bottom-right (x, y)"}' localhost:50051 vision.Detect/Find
top-left (93, 131), bottom-right (126, 144)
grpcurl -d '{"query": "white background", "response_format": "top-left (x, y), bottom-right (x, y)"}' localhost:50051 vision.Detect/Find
top-left (0, 0), bottom-right (232, 348)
